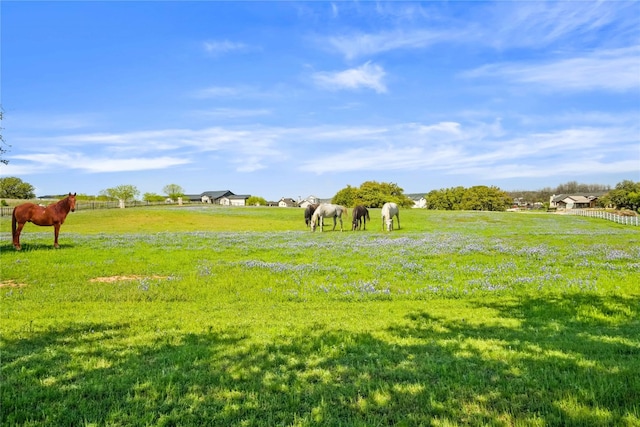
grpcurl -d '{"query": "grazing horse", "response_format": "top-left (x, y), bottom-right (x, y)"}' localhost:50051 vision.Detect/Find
top-left (310, 203), bottom-right (347, 232)
top-left (12, 193), bottom-right (77, 250)
top-left (352, 205), bottom-right (370, 231)
top-left (304, 203), bottom-right (319, 228)
top-left (381, 202), bottom-right (400, 231)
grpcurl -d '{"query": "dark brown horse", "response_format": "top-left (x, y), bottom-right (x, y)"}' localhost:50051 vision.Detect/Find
top-left (12, 193), bottom-right (77, 250)
top-left (352, 205), bottom-right (370, 230)
top-left (304, 203), bottom-right (319, 228)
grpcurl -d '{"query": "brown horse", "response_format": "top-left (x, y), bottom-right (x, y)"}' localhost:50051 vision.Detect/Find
top-left (12, 193), bottom-right (77, 250)
top-left (304, 203), bottom-right (319, 228)
top-left (352, 205), bottom-right (370, 230)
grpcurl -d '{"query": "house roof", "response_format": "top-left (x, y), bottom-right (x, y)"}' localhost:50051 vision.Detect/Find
top-left (279, 198), bottom-right (297, 206)
top-left (406, 193), bottom-right (426, 200)
top-left (565, 195), bottom-right (593, 204)
top-left (551, 193), bottom-right (603, 203)
top-left (201, 190), bottom-right (234, 199)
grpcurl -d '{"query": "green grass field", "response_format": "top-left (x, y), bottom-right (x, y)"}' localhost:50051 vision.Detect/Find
top-left (1, 206), bottom-right (639, 426)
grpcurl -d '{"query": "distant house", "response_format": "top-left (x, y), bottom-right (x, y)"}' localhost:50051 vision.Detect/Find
top-left (220, 194), bottom-right (251, 207)
top-left (406, 193), bottom-right (427, 208)
top-left (298, 195), bottom-right (320, 209)
top-left (278, 197), bottom-right (298, 207)
top-left (550, 194), bottom-right (602, 210)
top-left (185, 190), bottom-right (251, 205)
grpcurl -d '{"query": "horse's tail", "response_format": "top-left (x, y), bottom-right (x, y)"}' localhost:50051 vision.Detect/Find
top-left (366, 209), bottom-right (370, 221)
top-left (11, 207), bottom-right (17, 239)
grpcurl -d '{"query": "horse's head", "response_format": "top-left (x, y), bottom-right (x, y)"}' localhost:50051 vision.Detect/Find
top-left (68, 192), bottom-right (77, 212)
top-left (310, 220), bottom-right (317, 232)
top-left (385, 218), bottom-right (393, 231)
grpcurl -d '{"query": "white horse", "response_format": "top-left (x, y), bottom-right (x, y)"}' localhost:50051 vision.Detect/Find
top-left (310, 203), bottom-right (347, 232)
top-left (381, 202), bottom-right (400, 231)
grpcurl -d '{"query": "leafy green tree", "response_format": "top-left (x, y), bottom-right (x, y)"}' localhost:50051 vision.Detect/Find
top-left (144, 192), bottom-right (166, 202)
top-left (426, 185), bottom-right (509, 211)
top-left (332, 185), bottom-right (358, 207)
top-left (332, 181), bottom-right (414, 208)
top-left (461, 186), bottom-right (510, 211)
top-left (246, 196), bottom-right (267, 206)
top-left (600, 180), bottom-right (640, 211)
top-left (100, 184), bottom-right (139, 207)
top-left (0, 176), bottom-right (35, 199)
top-left (425, 189), bottom-right (449, 210)
top-left (163, 184), bottom-right (185, 201)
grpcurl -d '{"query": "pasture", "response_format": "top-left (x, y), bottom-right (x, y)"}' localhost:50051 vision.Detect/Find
top-left (1, 206), bottom-right (639, 426)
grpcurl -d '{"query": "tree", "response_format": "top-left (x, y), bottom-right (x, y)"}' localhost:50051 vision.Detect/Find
top-left (0, 108), bottom-right (9, 166)
top-left (143, 192), bottom-right (166, 202)
top-left (461, 186), bottom-right (511, 211)
top-left (425, 185), bottom-right (510, 211)
top-left (600, 180), bottom-right (640, 211)
top-left (100, 184), bottom-right (139, 207)
top-left (332, 185), bottom-right (358, 207)
top-left (246, 196), bottom-right (267, 206)
top-left (333, 181), bottom-right (414, 208)
top-left (163, 184), bottom-right (185, 202)
top-left (0, 177), bottom-right (35, 199)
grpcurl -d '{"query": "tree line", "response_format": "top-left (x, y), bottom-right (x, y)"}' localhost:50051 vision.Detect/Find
top-left (1, 176), bottom-right (638, 212)
top-left (331, 181), bottom-right (415, 208)
top-left (424, 186), bottom-right (512, 211)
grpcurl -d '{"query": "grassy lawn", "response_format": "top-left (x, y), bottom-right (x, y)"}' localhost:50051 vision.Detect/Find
top-left (1, 206), bottom-right (639, 426)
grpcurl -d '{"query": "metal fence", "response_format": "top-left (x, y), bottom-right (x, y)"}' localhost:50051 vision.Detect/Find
top-left (0, 200), bottom-right (173, 217)
top-left (569, 209), bottom-right (639, 226)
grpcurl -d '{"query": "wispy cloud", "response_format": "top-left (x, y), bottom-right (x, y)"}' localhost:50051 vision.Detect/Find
top-left (326, 29), bottom-right (454, 60)
top-left (191, 85), bottom-right (273, 99)
top-left (190, 108), bottom-right (271, 119)
top-left (463, 46), bottom-right (640, 92)
top-left (298, 120), bottom-right (639, 180)
top-left (9, 153), bottom-right (189, 174)
top-left (4, 118), bottom-right (637, 184)
top-left (312, 62), bottom-right (387, 93)
top-left (203, 39), bottom-right (248, 55)
top-left (486, 1), bottom-right (636, 49)
top-left (321, 2), bottom-right (637, 59)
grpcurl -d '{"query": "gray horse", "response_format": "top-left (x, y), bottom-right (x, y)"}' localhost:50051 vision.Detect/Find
top-left (381, 202), bottom-right (400, 231)
top-left (310, 203), bottom-right (347, 232)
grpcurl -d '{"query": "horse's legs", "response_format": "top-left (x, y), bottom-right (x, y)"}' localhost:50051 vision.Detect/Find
top-left (332, 216), bottom-right (337, 231)
top-left (397, 214), bottom-right (400, 230)
top-left (13, 221), bottom-right (25, 250)
top-left (339, 216), bottom-right (343, 231)
top-left (53, 223), bottom-right (61, 249)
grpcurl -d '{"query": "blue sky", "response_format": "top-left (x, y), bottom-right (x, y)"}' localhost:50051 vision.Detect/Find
top-left (2, 1), bottom-right (639, 201)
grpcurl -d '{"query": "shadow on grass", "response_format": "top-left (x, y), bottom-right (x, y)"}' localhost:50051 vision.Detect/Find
top-left (0, 242), bottom-right (75, 252)
top-left (1, 295), bottom-right (639, 426)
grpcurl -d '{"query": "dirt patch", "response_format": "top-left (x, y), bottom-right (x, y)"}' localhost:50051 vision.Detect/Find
top-left (0, 280), bottom-right (28, 288)
top-left (90, 275), bottom-right (169, 283)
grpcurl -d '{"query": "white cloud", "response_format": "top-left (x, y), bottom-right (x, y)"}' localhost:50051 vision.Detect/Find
top-left (203, 40), bottom-right (248, 55)
top-left (5, 118), bottom-right (637, 184)
top-left (320, 3), bottom-right (638, 59)
top-left (326, 29), bottom-right (453, 60)
top-left (190, 108), bottom-right (271, 119)
top-left (463, 46), bottom-right (640, 92)
top-left (298, 121), bottom-right (639, 178)
top-left (10, 153), bottom-right (190, 173)
top-left (487, 2), bottom-right (636, 49)
top-left (313, 62), bottom-right (387, 93)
